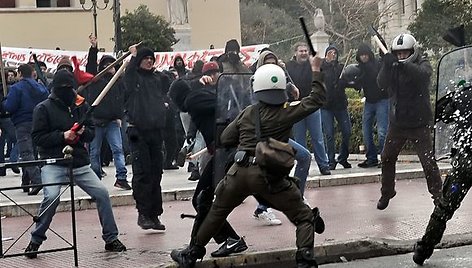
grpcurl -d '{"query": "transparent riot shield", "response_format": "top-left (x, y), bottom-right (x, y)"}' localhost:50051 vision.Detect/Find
top-left (434, 45), bottom-right (472, 160)
top-left (214, 73), bottom-right (254, 186)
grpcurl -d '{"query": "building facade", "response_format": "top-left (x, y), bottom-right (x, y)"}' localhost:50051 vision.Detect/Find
top-left (0, 0), bottom-right (241, 52)
top-left (378, 0), bottom-right (424, 44)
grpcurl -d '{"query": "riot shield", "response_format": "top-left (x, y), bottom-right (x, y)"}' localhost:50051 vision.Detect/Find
top-left (214, 73), bottom-right (254, 186)
top-left (434, 45), bottom-right (472, 160)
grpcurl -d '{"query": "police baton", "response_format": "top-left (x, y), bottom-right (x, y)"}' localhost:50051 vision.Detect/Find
top-left (299, 17), bottom-right (317, 56)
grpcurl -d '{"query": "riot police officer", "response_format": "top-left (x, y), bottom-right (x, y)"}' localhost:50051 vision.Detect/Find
top-left (413, 83), bottom-right (472, 265)
top-left (170, 56), bottom-right (326, 268)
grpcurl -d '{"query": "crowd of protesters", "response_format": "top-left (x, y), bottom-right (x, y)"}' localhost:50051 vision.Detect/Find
top-left (0, 32), bottom-right (446, 267)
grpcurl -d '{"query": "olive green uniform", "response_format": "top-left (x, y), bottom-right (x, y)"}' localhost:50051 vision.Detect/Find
top-left (193, 72), bottom-right (326, 252)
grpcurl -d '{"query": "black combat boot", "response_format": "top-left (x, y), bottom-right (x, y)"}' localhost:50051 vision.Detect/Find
top-left (312, 207), bottom-right (325, 234)
top-left (170, 244), bottom-right (206, 268)
top-left (413, 241), bottom-right (434, 266)
top-left (296, 247), bottom-right (318, 268)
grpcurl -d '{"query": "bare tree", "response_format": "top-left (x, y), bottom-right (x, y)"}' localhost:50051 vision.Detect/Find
top-left (297, 0), bottom-right (395, 55)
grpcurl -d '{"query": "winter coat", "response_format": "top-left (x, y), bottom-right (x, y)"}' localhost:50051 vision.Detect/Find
top-left (31, 93), bottom-right (95, 168)
top-left (124, 56), bottom-right (170, 130)
top-left (3, 78), bottom-right (49, 125)
top-left (355, 44), bottom-right (389, 103)
top-left (377, 50), bottom-right (433, 129)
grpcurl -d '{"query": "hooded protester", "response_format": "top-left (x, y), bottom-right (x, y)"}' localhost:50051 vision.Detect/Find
top-left (320, 44), bottom-right (352, 170)
top-left (124, 45), bottom-right (171, 231)
top-left (219, 39), bottom-right (251, 74)
top-left (25, 69), bottom-right (126, 258)
top-left (353, 43), bottom-right (389, 168)
top-left (82, 35), bottom-right (130, 190)
top-left (173, 55), bottom-right (189, 78)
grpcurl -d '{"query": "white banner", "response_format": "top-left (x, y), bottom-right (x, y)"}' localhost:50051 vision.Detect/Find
top-left (1, 44), bottom-right (269, 73)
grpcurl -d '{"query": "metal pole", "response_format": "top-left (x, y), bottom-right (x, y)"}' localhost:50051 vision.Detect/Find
top-left (113, 0), bottom-right (122, 54)
top-left (93, 2), bottom-right (98, 38)
top-left (68, 163), bottom-right (78, 267)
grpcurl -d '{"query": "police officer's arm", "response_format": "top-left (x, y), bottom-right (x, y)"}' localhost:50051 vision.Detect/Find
top-left (220, 110), bottom-right (244, 147)
top-left (31, 104), bottom-right (65, 147)
top-left (284, 56), bottom-right (327, 123)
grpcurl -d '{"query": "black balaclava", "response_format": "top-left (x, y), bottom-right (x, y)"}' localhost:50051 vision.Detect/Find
top-left (52, 69), bottom-right (77, 106)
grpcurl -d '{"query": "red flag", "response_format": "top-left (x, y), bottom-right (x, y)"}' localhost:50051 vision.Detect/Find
top-left (71, 56), bottom-right (94, 85)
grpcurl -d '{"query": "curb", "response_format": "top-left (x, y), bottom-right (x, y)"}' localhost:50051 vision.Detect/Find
top-left (0, 166), bottom-right (449, 218)
top-left (162, 232), bottom-right (472, 268)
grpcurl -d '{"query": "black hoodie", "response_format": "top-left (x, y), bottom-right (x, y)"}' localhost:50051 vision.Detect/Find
top-left (355, 43), bottom-right (388, 103)
top-left (124, 48), bottom-right (170, 130)
top-left (82, 49), bottom-right (125, 126)
top-left (321, 45), bottom-right (347, 110)
top-left (173, 55), bottom-right (189, 78)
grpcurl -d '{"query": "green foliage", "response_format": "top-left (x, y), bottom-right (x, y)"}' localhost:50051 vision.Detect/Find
top-left (240, 0), bottom-right (301, 60)
top-left (408, 0), bottom-right (472, 55)
top-left (121, 5), bottom-right (177, 52)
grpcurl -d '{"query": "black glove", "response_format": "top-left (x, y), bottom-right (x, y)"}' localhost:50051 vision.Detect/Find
top-left (382, 53), bottom-right (397, 69)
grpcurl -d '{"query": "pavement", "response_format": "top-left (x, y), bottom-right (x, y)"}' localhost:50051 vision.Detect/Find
top-left (0, 154), bottom-right (467, 268)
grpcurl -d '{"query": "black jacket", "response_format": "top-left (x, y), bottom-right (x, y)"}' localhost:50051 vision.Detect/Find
top-left (355, 44), bottom-right (389, 103)
top-left (184, 81), bottom-right (217, 150)
top-left (286, 58), bottom-right (313, 98)
top-left (377, 51), bottom-right (433, 129)
top-left (320, 59), bottom-right (347, 111)
top-left (82, 47), bottom-right (125, 126)
top-left (124, 56), bottom-right (170, 130)
top-left (32, 94), bottom-right (95, 168)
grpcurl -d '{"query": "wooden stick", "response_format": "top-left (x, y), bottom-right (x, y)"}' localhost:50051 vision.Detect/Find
top-left (77, 41), bottom-right (142, 93)
top-left (0, 42), bottom-right (8, 97)
top-left (91, 60), bottom-right (128, 107)
top-left (373, 35), bottom-right (388, 55)
top-left (188, 148), bottom-right (208, 160)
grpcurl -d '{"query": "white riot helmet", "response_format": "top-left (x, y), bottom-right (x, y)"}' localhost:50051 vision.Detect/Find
top-left (252, 64), bottom-right (287, 105)
top-left (391, 33), bottom-right (418, 63)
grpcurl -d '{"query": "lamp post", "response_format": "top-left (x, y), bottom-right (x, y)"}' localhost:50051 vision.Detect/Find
top-left (79, 0), bottom-right (109, 38)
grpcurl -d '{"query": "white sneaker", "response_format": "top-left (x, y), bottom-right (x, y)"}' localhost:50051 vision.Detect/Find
top-left (254, 208), bottom-right (282, 226)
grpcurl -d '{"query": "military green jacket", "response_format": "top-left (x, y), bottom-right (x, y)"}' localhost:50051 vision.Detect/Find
top-left (221, 72), bottom-right (326, 152)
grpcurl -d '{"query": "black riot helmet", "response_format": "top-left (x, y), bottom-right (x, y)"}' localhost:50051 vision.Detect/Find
top-left (341, 64), bottom-right (361, 85)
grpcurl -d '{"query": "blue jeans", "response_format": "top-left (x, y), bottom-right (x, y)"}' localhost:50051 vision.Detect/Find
top-left (363, 99), bottom-right (389, 163)
top-left (292, 110), bottom-right (329, 170)
top-left (0, 118), bottom-right (19, 175)
top-left (31, 165), bottom-right (119, 244)
top-left (290, 139), bottom-right (311, 196)
top-left (256, 138), bottom-right (312, 211)
top-left (15, 122), bottom-right (41, 185)
top-left (90, 121), bottom-right (127, 181)
top-left (321, 108), bottom-right (352, 164)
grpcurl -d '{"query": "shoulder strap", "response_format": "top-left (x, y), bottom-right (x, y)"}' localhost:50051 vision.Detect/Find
top-left (254, 103), bottom-right (261, 141)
